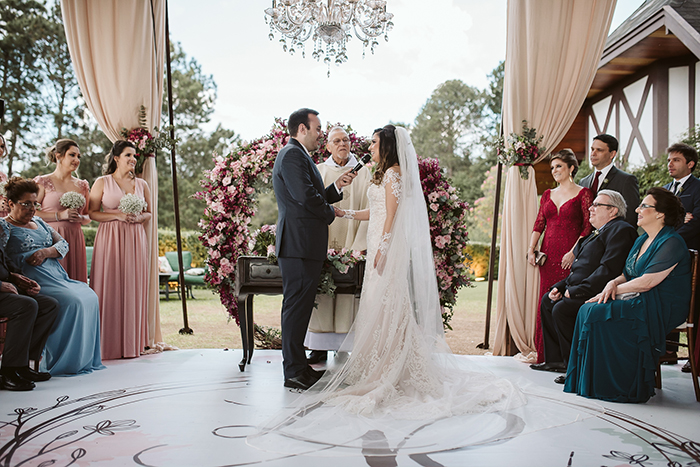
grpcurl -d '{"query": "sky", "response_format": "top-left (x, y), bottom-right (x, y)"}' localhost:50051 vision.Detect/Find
top-left (167, 0), bottom-right (646, 142)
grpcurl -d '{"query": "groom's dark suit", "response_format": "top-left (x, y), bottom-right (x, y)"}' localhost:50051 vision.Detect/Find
top-left (580, 166), bottom-right (640, 226)
top-left (540, 217), bottom-right (637, 365)
top-left (273, 138), bottom-right (342, 379)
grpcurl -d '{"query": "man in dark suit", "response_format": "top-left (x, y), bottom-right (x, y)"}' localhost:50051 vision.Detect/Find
top-left (0, 242), bottom-right (59, 391)
top-left (579, 134), bottom-right (640, 226)
top-left (663, 142), bottom-right (700, 370)
top-left (531, 190), bottom-right (637, 383)
top-left (272, 108), bottom-right (356, 390)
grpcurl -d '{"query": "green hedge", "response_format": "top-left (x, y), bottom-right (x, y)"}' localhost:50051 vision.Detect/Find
top-left (464, 242), bottom-right (499, 280)
top-left (82, 226), bottom-right (206, 268)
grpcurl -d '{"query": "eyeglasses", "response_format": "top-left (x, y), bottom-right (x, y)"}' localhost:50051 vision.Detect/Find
top-left (331, 138), bottom-right (350, 145)
top-left (638, 203), bottom-right (656, 210)
top-left (591, 202), bottom-right (614, 209)
top-left (17, 201), bottom-right (42, 211)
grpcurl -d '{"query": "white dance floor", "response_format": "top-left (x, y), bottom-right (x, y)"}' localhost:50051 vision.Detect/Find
top-left (1, 349), bottom-right (698, 466)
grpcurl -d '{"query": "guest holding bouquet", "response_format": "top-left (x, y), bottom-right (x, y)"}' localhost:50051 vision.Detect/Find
top-left (89, 141), bottom-right (151, 359)
top-left (0, 177), bottom-right (103, 376)
top-left (528, 150), bottom-right (593, 363)
top-left (34, 139), bottom-right (91, 283)
top-left (0, 134), bottom-right (9, 217)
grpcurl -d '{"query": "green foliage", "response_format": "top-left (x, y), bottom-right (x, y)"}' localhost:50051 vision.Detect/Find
top-left (0, 0), bottom-right (52, 175)
top-left (467, 164), bottom-right (505, 243)
top-left (631, 156), bottom-right (671, 196)
top-left (464, 242), bottom-right (499, 280)
top-left (411, 79), bottom-right (486, 178)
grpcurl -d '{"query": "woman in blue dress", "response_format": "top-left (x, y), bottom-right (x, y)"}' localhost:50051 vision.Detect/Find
top-left (0, 177), bottom-right (103, 376)
top-left (565, 187), bottom-right (690, 402)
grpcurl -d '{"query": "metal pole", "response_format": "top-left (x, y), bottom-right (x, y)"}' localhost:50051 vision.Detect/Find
top-left (165, 0), bottom-right (192, 334)
top-left (477, 163), bottom-right (503, 350)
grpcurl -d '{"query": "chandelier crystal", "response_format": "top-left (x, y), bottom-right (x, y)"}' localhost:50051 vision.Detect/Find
top-left (264, 0), bottom-right (394, 75)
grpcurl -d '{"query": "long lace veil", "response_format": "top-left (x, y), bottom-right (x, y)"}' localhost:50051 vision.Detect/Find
top-left (246, 127), bottom-right (601, 458)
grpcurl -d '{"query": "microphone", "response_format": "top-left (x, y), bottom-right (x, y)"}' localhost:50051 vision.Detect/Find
top-left (351, 154), bottom-right (372, 173)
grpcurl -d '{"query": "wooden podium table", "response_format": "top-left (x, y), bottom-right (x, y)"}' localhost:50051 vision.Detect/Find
top-left (234, 256), bottom-right (365, 371)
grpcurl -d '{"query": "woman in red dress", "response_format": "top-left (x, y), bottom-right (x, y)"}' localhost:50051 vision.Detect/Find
top-left (527, 150), bottom-right (593, 363)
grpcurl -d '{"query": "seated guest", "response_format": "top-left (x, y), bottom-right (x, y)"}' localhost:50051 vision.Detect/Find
top-left (565, 188), bottom-right (690, 402)
top-left (531, 190), bottom-right (637, 378)
top-left (0, 244), bottom-right (58, 391)
top-left (0, 177), bottom-right (104, 376)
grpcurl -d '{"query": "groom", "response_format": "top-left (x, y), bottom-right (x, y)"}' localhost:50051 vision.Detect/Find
top-left (273, 108), bottom-right (356, 390)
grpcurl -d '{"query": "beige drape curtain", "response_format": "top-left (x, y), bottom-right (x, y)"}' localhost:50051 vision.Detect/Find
top-left (61, 0), bottom-right (166, 347)
top-left (493, 0), bottom-right (616, 357)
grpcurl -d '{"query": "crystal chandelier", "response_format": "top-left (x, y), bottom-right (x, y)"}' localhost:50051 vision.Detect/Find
top-left (264, 0), bottom-right (394, 75)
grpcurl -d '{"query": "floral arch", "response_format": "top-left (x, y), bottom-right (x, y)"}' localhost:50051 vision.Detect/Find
top-left (196, 119), bottom-right (471, 329)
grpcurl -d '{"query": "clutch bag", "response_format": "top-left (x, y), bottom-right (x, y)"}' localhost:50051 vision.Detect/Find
top-left (526, 250), bottom-right (547, 266)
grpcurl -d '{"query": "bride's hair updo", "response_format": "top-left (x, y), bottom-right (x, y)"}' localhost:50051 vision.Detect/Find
top-left (371, 124), bottom-right (400, 186)
top-left (44, 139), bottom-right (79, 166)
top-left (103, 140), bottom-right (136, 178)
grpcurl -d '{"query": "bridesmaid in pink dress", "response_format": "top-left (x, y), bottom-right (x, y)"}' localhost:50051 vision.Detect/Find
top-left (89, 141), bottom-right (152, 359)
top-left (0, 134), bottom-right (9, 217)
top-left (527, 149), bottom-right (593, 363)
top-left (34, 139), bottom-right (92, 283)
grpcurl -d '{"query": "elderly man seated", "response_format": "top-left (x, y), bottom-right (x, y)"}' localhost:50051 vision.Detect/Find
top-left (530, 190), bottom-right (637, 383)
top-left (0, 244), bottom-right (58, 391)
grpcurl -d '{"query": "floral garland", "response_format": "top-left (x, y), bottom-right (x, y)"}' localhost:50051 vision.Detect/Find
top-left (120, 105), bottom-right (178, 174)
top-left (197, 119), bottom-right (471, 329)
top-left (496, 120), bottom-right (546, 180)
top-left (419, 158), bottom-right (472, 330)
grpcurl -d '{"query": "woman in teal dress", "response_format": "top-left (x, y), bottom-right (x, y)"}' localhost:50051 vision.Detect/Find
top-left (1, 177), bottom-right (104, 376)
top-left (564, 187), bottom-right (690, 402)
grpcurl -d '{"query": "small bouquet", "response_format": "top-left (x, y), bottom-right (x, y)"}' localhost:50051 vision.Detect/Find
top-left (59, 191), bottom-right (86, 210)
top-left (250, 224), bottom-right (277, 258)
top-left (118, 193), bottom-right (147, 215)
top-left (496, 120), bottom-right (546, 180)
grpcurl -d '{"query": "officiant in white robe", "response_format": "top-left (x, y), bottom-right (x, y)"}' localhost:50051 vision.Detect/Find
top-left (305, 127), bottom-right (370, 362)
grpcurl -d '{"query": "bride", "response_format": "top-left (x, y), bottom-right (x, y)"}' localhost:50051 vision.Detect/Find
top-left (248, 125), bottom-right (593, 457)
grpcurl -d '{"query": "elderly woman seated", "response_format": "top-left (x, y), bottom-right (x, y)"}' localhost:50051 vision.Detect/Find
top-left (564, 187), bottom-right (691, 402)
top-left (0, 177), bottom-right (104, 376)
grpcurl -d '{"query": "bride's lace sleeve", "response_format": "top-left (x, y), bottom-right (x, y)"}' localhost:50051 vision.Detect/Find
top-left (378, 168), bottom-right (402, 255)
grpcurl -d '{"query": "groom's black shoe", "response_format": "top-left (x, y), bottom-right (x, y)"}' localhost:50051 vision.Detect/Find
top-left (530, 362), bottom-right (566, 373)
top-left (306, 367), bottom-right (325, 382)
top-left (284, 371), bottom-right (317, 390)
top-left (307, 350), bottom-right (328, 364)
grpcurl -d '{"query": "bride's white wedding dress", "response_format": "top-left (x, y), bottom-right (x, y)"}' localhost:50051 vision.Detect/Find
top-left (247, 127), bottom-right (599, 457)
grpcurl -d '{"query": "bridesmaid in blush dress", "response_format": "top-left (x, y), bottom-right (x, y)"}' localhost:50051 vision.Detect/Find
top-left (528, 149), bottom-right (593, 363)
top-left (34, 139), bottom-right (92, 283)
top-left (89, 141), bottom-right (151, 359)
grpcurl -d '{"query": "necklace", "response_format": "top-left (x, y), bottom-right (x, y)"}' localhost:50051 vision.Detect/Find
top-left (7, 215), bottom-right (27, 226)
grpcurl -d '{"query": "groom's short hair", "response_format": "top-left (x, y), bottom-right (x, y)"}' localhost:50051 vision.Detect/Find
top-left (288, 108), bottom-right (319, 137)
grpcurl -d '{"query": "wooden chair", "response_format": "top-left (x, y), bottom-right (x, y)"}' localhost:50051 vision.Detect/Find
top-left (655, 249), bottom-right (700, 402)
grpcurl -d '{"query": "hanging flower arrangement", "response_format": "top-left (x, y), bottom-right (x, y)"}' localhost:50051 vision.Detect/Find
top-left (120, 105), bottom-right (178, 174)
top-left (496, 120), bottom-right (546, 180)
top-left (196, 119), bottom-right (471, 329)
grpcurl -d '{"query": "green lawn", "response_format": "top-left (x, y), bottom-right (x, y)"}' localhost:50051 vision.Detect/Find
top-left (159, 281), bottom-right (500, 355)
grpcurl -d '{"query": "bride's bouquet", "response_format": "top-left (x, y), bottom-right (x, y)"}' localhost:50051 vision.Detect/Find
top-left (118, 193), bottom-right (147, 215)
top-left (59, 191), bottom-right (86, 210)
